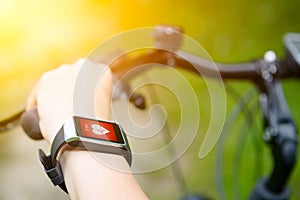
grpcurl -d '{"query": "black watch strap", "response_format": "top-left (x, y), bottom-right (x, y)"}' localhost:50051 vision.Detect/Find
top-left (38, 127), bottom-right (68, 193)
top-left (50, 127), bottom-right (66, 166)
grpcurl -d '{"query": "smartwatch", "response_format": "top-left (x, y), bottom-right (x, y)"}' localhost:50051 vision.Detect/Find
top-left (38, 116), bottom-right (132, 193)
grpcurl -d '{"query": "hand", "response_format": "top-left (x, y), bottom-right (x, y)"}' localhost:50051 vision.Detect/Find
top-left (25, 58), bottom-right (148, 199)
top-left (25, 58), bottom-right (112, 144)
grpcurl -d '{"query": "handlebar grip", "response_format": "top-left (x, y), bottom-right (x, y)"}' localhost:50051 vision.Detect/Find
top-left (20, 107), bottom-right (44, 140)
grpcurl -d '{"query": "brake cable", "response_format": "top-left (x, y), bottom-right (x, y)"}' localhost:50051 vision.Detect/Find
top-left (231, 95), bottom-right (260, 200)
top-left (215, 86), bottom-right (258, 199)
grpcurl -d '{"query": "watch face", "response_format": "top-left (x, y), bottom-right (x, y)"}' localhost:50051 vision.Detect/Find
top-left (74, 117), bottom-right (125, 144)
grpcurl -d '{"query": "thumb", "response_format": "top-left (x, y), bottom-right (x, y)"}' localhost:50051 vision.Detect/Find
top-left (73, 59), bottom-right (113, 120)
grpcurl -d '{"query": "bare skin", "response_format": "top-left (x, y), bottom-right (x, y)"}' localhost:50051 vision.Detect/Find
top-left (26, 59), bottom-right (148, 200)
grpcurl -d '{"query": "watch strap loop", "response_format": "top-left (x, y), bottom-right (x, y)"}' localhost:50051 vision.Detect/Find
top-left (38, 149), bottom-right (68, 193)
top-left (38, 149), bottom-right (52, 169)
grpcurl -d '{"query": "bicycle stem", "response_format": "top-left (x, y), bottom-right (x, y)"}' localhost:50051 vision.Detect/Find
top-left (248, 54), bottom-right (298, 199)
top-left (264, 79), bottom-right (298, 192)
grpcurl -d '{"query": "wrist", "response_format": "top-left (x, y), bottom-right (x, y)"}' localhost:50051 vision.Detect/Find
top-left (38, 116), bottom-right (132, 194)
top-left (60, 150), bottom-right (131, 199)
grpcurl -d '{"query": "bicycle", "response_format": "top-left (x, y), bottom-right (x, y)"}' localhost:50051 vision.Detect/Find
top-left (1, 25), bottom-right (299, 199)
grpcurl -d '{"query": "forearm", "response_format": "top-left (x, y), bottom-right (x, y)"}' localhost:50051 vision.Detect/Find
top-left (60, 150), bottom-right (148, 200)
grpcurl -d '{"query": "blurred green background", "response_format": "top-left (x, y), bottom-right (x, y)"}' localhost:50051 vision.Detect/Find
top-left (1, 0), bottom-right (300, 199)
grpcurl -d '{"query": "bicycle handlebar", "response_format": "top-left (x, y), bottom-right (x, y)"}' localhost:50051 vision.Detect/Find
top-left (110, 49), bottom-right (300, 85)
top-left (110, 49), bottom-right (262, 80)
top-left (14, 25), bottom-right (300, 141)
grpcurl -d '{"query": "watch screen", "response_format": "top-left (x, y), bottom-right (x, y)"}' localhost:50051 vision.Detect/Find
top-left (74, 117), bottom-right (125, 144)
